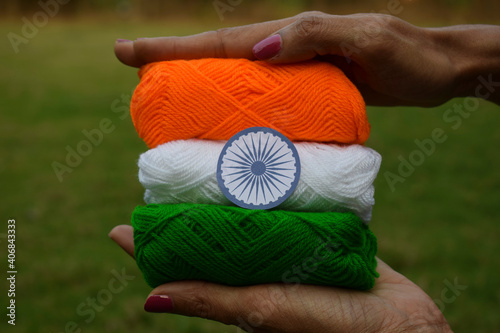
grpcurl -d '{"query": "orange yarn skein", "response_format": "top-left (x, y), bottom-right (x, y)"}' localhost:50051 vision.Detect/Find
top-left (131, 58), bottom-right (370, 148)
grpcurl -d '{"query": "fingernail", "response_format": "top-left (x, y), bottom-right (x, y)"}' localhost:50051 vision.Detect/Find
top-left (116, 38), bottom-right (132, 43)
top-left (144, 295), bottom-right (174, 313)
top-left (253, 34), bottom-right (282, 60)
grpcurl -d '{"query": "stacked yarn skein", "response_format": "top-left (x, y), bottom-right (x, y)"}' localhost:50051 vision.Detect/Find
top-left (130, 58), bottom-right (381, 290)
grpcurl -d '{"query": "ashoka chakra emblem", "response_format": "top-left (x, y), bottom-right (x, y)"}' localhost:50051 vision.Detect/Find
top-left (217, 127), bottom-right (301, 210)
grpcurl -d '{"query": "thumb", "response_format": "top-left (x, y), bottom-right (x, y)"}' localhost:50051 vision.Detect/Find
top-left (252, 12), bottom-right (340, 63)
top-left (143, 281), bottom-right (263, 328)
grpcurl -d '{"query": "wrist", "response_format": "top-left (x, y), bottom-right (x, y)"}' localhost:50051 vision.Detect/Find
top-left (428, 25), bottom-right (500, 104)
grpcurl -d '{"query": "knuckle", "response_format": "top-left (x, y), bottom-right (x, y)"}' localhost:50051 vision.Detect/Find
top-left (381, 14), bottom-right (406, 31)
top-left (213, 28), bottom-right (231, 58)
top-left (297, 10), bottom-right (326, 19)
top-left (345, 15), bottom-right (398, 56)
top-left (366, 16), bottom-right (404, 55)
top-left (366, 14), bottom-right (404, 40)
top-left (294, 11), bottom-right (327, 38)
top-left (188, 293), bottom-right (215, 319)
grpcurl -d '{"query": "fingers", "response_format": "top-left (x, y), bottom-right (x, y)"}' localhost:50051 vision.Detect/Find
top-left (143, 280), bottom-right (259, 327)
top-left (108, 225), bottom-right (135, 258)
top-left (114, 40), bottom-right (142, 68)
top-left (108, 228), bottom-right (255, 326)
top-left (255, 12), bottom-right (359, 64)
top-left (256, 12), bottom-right (333, 63)
top-left (114, 12), bottom-right (353, 67)
top-left (114, 16), bottom-right (296, 67)
top-left (114, 12), bottom-right (368, 69)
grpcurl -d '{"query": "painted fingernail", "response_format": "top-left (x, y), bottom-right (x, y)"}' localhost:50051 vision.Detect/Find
top-left (253, 34), bottom-right (282, 60)
top-left (144, 295), bottom-right (174, 313)
top-left (116, 38), bottom-right (132, 43)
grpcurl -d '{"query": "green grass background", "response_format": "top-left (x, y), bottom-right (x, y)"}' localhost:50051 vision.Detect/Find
top-left (0, 10), bottom-right (499, 333)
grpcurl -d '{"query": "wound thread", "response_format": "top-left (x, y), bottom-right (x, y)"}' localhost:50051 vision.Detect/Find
top-left (132, 203), bottom-right (379, 290)
top-left (129, 59), bottom-right (380, 290)
top-left (138, 139), bottom-right (381, 223)
top-left (130, 59), bottom-right (369, 148)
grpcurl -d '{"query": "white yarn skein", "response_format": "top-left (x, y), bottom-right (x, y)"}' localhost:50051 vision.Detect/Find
top-left (138, 140), bottom-right (382, 223)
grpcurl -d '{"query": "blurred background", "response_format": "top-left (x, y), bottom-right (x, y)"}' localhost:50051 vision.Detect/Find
top-left (0, 0), bottom-right (499, 332)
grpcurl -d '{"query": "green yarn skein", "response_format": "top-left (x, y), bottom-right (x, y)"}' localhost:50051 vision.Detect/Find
top-left (133, 203), bottom-right (379, 290)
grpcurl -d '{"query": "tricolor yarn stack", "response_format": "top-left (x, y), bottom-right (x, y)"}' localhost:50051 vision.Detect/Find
top-left (129, 58), bottom-right (382, 290)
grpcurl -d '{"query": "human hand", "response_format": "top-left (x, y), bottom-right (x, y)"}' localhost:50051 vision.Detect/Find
top-left (114, 12), bottom-right (500, 107)
top-left (109, 225), bottom-right (452, 333)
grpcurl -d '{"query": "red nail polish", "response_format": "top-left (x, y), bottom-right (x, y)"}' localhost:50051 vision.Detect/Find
top-left (144, 295), bottom-right (174, 313)
top-left (116, 39), bottom-right (132, 43)
top-left (253, 34), bottom-right (282, 60)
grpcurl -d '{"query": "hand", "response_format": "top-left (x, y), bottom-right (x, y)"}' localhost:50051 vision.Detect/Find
top-left (109, 225), bottom-right (452, 333)
top-left (114, 12), bottom-right (500, 107)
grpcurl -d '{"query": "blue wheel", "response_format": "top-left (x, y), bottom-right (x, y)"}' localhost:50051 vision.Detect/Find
top-left (217, 127), bottom-right (301, 210)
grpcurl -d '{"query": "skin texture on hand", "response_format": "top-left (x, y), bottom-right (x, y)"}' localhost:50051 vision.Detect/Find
top-left (109, 225), bottom-right (453, 333)
top-left (115, 12), bottom-right (500, 107)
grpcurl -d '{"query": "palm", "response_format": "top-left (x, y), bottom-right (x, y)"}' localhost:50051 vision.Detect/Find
top-left (110, 225), bottom-right (450, 333)
top-left (235, 259), bottom-right (444, 333)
